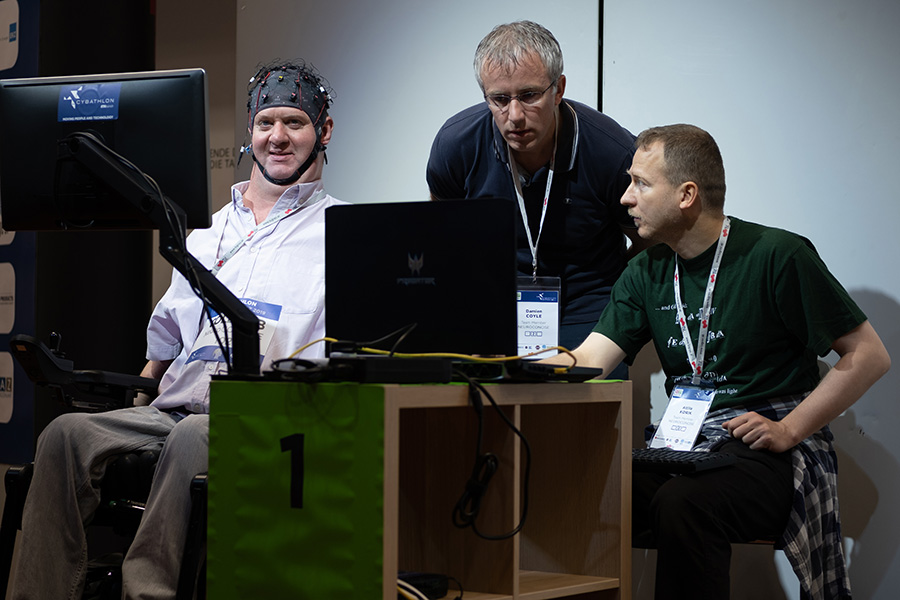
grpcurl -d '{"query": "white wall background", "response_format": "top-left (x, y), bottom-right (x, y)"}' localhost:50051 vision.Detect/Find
top-left (234, 1), bottom-right (899, 598)
top-left (233, 0), bottom-right (600, 200)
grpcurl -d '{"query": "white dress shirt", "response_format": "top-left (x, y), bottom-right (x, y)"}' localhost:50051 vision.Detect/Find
top-left (147, 180), bottom-right (345, 413)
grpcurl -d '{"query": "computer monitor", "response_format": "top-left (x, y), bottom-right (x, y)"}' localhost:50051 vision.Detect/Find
top-left (0, 69), bottom-right (262, 375)
top-left (325, 199), bottom-right (519, 357)
top-left (0, 68), bottom-right (211, 231)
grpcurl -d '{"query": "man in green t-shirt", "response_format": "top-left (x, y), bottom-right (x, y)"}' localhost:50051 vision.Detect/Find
top-left (556, 124), bottom-right (889, 599)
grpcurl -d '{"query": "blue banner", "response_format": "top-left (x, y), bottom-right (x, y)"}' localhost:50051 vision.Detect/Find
top-left (1, 0), bottom-right (40, 463)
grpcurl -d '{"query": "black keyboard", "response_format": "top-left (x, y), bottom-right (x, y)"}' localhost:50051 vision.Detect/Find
top-left (632, 448), bottom-right (737, 474)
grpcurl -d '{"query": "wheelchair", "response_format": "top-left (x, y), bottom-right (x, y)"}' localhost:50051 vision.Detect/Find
top-left (0, 334), bottom-right (207, 599)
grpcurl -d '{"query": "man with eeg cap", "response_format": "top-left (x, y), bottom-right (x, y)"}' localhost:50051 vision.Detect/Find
top-left (10, 60), bottom-right (346, 599)
top-left (243, 61), bottom-right (333, 186)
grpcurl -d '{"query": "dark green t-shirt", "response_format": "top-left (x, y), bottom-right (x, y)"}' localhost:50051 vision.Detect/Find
top-left (593, 218), bottom-right (866, 410)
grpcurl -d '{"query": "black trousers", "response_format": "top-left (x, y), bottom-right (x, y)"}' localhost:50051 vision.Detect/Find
top-left (632, 440), bottom-right (794, 600)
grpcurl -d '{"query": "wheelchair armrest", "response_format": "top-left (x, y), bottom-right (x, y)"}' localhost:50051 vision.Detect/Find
top-left (9, 334), bottom-right (75, 386)
top-left (9, 334), bottom-right (160, 411)
top-left (72, 369), bottom-right (159, 390)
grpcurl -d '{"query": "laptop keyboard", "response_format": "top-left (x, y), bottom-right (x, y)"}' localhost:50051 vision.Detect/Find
top-left (632, 448), bottom-right (737, 474)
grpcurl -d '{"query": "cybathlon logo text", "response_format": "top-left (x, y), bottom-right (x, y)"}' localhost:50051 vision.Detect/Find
top-left (58, 82), bottom-right (122, 122)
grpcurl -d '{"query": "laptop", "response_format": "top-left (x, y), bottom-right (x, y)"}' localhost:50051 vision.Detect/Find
top-left (325, 198), bottom-right (518, 357)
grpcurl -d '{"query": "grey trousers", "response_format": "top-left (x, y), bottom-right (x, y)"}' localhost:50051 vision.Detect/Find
top-left (11, 406), bottom-right (208, 600)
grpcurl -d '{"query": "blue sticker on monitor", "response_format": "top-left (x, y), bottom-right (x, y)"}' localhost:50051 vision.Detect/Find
top-left (57, 82), bottom-right (121, 122)
top-left (9, 22), bottom-right (16, 42)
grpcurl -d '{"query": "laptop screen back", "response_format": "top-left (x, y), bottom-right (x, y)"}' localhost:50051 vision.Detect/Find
top-left (325, 198), bottom-right (517, 356)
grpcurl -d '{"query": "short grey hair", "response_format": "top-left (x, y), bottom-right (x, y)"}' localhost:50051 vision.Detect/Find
top-left (474, 21), bottom-right (564, 91)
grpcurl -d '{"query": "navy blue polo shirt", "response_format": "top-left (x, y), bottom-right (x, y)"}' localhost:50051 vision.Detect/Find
top-left (426, 99), bottom-right (636, 327)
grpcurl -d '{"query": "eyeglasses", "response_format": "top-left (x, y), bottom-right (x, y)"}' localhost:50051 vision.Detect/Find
top-left (485, 80), bottom-right (557, 113)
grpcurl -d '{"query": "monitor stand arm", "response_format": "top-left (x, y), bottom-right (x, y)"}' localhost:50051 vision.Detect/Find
top-left (58, 133), bottom-right (261, 377)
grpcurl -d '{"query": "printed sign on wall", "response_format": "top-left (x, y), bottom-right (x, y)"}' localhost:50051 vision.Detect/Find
top-left (0, 0), bottom-right (40, 462)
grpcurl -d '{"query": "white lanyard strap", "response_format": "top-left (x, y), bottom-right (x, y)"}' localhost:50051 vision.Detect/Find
top-left (211, 188), bottom-right (325, 275)
top-left (509, 112), bottom-right (558, 282)
top-left (674, 216), bottom-right (731, 384)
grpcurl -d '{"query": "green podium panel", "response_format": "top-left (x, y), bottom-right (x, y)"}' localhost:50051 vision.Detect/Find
top-left (208, 381), bottom-right (385, 599)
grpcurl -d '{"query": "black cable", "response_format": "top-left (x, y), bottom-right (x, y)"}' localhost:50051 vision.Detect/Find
top-left (268, 358), bottom-right (329, 382)
top-left (359, 322), bottom-right (417, 355)
top-left (138, 143), bottom-right (234, 373)
top-left (452, 382), bottom-right (498, 530)
top-left (447, 575), bottom-right (464, 600)
top-left (451, 372), bottom-right (531, 540)
top-left (387, 323), bottom-right (417, 356)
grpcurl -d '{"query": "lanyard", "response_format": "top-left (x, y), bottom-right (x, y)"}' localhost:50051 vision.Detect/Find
top-left (211, 188), bottom-right (325, 275)
top-left (508, 113), bottom-right (558, 282)
top-left (673, 217), bottom-right (731, 384)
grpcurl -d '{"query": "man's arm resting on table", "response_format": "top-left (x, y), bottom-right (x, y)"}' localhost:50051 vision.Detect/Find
top-left (724, 320), bottom-right (891, 453)
top-left (544, 331), bottom-right (628, 374)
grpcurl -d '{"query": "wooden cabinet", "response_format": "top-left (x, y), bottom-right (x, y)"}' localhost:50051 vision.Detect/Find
top-left (208, 380), bottom-right (631, 599)
top-left (383, 381), bottom-right (632, 599)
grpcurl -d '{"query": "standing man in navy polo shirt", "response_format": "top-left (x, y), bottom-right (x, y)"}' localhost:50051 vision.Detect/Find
top-left (427, 20), bottom-right (645, 355)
